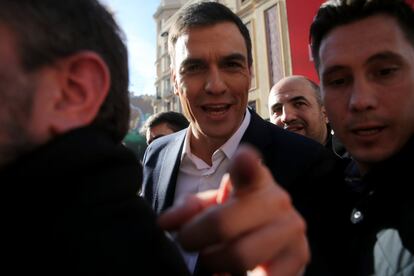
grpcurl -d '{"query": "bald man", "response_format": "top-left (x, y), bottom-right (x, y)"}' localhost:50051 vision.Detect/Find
top-left (269, 75), bottom-right (346, 156)
top-left (269, 76), bottom-right (328, 143)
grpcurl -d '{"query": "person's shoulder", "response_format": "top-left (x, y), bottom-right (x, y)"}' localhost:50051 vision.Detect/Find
top-left (57, 195), bottom-right (189, 275)
top-left (145, 128), bottom-right (186, 154)
top-left (245, 111), bottom-right (332, 161)
top-left (264, 117), bottom-right (328, 154)
top-left (151, 128), bottom-right (186, 148)
top-left (142, 128), bottom-right (186, 164)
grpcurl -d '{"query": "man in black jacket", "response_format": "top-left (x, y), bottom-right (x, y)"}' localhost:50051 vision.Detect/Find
top-left (310, 0), bottom-right (414, 274)
top-left (0, 1), bottom-right (313, 275)
top-left (0, 1), bottom-right (190, 275)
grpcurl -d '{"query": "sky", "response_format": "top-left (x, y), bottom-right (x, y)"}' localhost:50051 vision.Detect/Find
top-left (100, 0), bottom-right (160, 96)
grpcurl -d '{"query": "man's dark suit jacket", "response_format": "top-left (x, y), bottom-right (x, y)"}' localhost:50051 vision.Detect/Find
top-left (142, 109), bottom-right (353, 275)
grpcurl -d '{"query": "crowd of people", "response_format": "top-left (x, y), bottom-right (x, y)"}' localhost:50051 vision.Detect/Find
top-left (1, 0), bottom-right (413, 275)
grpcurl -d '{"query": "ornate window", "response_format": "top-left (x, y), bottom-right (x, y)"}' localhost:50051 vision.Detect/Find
top-left (265, 4), bottom-right (283, 86)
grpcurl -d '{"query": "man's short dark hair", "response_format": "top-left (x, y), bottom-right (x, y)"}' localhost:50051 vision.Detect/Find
top-left (310, 0), bottom-right (414, 70)
top-left (141, 111), bottom-right (189, 135)
top-left (168, 1), bottom-right (252, 68)
top-left (0, 0), bottom-right (129, 143)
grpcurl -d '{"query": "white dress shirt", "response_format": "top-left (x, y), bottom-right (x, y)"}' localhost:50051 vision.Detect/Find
top-left (173, 109), bottom-right (251, 273)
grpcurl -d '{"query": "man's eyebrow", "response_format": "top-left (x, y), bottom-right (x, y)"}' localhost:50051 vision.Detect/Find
top-left (271, 102), bottom-right (282, 111)
top-left (321, 65), bottom-right (347, 78)
top-left (289, 95), bottom-right (308, 103)
top-left (271, 95), bottom-right (308, 111)
top-left (179, 53), bottom-right (247, 70)
top-left (365, 51), bottom-right (404, 65)
top-left (221, 53), bottom-right (247, 63)
top-left (180, 58), bottom-right (204, 67)
top-left (322, 51), bottom-right (404, 77)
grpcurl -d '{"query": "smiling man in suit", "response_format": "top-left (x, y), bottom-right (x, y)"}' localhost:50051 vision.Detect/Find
top-left (142, 2), bottom-right (347, 275)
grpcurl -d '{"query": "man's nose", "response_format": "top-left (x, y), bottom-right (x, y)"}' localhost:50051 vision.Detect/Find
top-left (281, 105), bottom-right (296, 123)
top-left (349, 76), bottom-right (378, 112)
top-left (204, 67), bottom-right (226, 94)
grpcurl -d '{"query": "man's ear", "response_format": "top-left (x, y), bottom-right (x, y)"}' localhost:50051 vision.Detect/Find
top-left (171, 69), bottom-right (179, 96)
top-left (50, 51), bottom-right (110, 134)
top-left (321, 105), bottom-right (329, 124)
top-left (248, 65), bottom-right (253, 90)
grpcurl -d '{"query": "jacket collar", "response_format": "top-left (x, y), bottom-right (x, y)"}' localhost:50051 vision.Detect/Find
top-left (155, 130), bottom-right (186, 214)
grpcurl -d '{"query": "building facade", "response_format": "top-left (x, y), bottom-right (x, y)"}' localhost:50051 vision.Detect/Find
top-left (153, 0), bottom-right (323, 119)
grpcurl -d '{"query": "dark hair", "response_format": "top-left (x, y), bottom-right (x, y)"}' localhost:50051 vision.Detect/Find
top-left (141, 111), bottom-right (189, 134)
top-left (0, 0), bottom-right (129, 143)
top-left (310, 0), bottom-right (414, 70)
top-left (168, 1), bottom-right (252, 67)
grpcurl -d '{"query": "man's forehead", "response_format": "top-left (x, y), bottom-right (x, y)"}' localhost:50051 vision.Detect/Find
top-left (174, 23), bottom-right (246, 57)
top-left (273, 82), bottom-right (313, 100)
top-left (174, 33), bottom-right (190, 58)
top-left (318, 14), bottom-right (406, 68)
top-left (273, 93), bottom-right (310, 104)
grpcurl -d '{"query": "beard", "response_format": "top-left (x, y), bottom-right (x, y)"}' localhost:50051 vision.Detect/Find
top-left (0, 116), bottom-right (36, 169)
top-left (0, 76), bottom-right (37, 169)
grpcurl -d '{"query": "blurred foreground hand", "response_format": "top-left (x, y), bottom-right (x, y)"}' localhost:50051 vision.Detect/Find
top-left (159, 145), bottom-right (309, 276)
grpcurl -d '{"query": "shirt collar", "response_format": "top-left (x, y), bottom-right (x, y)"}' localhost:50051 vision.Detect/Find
top-left (181, 109), bottom-right (251, 162)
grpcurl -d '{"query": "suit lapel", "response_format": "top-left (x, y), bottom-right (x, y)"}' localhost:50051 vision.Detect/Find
top-left (154, 110), bottom-right (272, 214)
top-left (241, 109), bottom-right (272, 153)
top-left (155, 131), bottom-right (185, 214)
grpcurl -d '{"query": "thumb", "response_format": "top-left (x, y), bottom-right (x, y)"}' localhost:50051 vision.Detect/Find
top-left (158, 190), bottom-right (218, 231)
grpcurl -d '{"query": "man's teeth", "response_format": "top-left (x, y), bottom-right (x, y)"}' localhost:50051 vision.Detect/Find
top-left (355, 128), bottom-right (381, 135)
top-left (204, 105), bottom-right (228, 112)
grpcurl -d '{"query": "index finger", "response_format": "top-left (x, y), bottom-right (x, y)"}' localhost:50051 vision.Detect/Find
top-left (177, 146), bottom-right (288, 250)
top-left (229, 144), bottom-right (272, 195)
